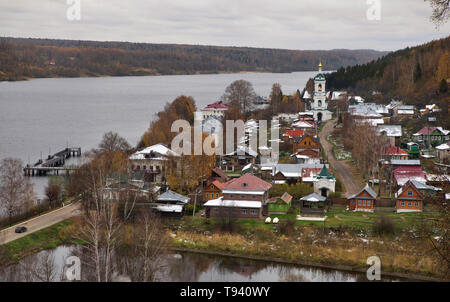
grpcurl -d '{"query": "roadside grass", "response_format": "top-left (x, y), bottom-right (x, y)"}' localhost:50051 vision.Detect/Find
top-left (0, 219), bottom-right (78, 266)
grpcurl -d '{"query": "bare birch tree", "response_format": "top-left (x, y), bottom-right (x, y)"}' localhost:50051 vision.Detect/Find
top-left (0, 158), bottom-right (35, 223)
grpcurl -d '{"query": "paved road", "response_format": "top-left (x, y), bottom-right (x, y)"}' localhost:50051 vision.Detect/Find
top-left (0, 202), bottom-right (81, 245)
top-left (318, 120), bottom-right (361, 197)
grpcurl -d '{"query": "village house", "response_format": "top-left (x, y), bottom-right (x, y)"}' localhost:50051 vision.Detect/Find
top-left (376, 125), bottom-right (402, 146)
top-left (203, 180), bottom-right (225, 202)
top-left (436, 143), bottom-right (449, 163)
top-left (266, 192), bottom-right (293, 215)
top-left (203, 168), bottom-right (229, 202)
top-left (419, 104), bottom-right (441, 115)
top-left (394, 105), bottom-right (415, 119)
top-left (283, 129), bottom-right (305, 141)
top-left (221, 146), bottom-right (258, 172)
top-left (405, 142), bottom-right (420, 159)
top-left (103, 173), bottom-right (156, 203)
top-left (381, 145), bottom-right (409, 161)
top-left (201, 101), bottom-right (228, 120)
top-left (153, 189), bottom-right (190, 217)
top-left (203, 173), bottom-right (272, 219)
top-left (347, 184), bottom-right (377, 212)
top-left (300, 193), bottom-right (327, 215)
top-left (312, 165), bottom-right (336, 197)
top-left (393, 164), bottom-right (427, 187)
top-left (207, 167), bottom-right (228, 183)
top-left (413, 126), bottom-right (449, 147)
top-left (129, 143), bottom-right (179, 183)
top-left (291, 120), bottom-right (316, 133)
top-left (292, 134), bottom-right (320, 156)
top-left (272, 164), bottom-right (303, 184)
top-left (395, 180), bottom-right (424, 213)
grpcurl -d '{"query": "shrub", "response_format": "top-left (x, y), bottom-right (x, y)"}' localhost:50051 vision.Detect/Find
top-left (373, 215), bottom-right (396, 236)
top-left (287, 207), bottom-right (298, 215)
top-left (277, 218), bottom-right (296, 235)
top-left (213, 218), bottom-right (242, 234)
top-left (185, 203), bottom-right (201, 215)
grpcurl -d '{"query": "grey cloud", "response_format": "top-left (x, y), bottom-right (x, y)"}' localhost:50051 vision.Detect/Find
top-left (0, 0), bottom-right (448, 51)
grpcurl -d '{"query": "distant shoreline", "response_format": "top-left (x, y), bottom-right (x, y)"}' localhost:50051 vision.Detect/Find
top-left (0, 69), bottom-right (336, 83)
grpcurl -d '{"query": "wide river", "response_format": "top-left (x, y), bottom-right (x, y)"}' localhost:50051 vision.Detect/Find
top-left (0, 71), bottom-right (321, 198)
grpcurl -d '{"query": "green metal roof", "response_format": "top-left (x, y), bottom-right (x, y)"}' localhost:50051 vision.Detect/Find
top-left (317, 165), bottom-right (335, 179)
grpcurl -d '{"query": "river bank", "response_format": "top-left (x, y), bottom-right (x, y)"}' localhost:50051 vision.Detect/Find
top-left (1, 218), bottom-right (446, 281)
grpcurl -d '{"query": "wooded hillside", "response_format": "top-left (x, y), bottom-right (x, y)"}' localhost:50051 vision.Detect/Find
top-left (326, 36), bottom-right (450, 104)
top-left (0, 37), bottom-right (386, 81)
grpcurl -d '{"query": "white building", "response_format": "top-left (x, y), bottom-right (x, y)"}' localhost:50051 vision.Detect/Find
top-left (305, 62), bottom-right (332, 122)
top-left (201, 101), bottom-right (228, 120)
top-left (129, 144), bottom-right (179, 183)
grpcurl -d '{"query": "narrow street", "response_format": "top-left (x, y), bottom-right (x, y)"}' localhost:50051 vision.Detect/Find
top-left (0, 202), bottom-right (81, 245)
top-left (318, 120), bottom-right (361, 197)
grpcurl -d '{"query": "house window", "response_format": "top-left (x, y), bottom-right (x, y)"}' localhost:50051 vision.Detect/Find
top-left (363, 200), bottom-right (366, 206)
top-left (415, 202), bottom-right (419, 207)
top-left (401, 201), bottom-right (405, 206)
top-left (241, 195), bottom-right (245, 198)
top-left (241, 209), bottom-right (247, 215)
top-left (358, 200), bottom-right (362, 206)
top-left (230, 194), bottom-right (234, 198)
top-left (367, 200), bottom-right (371, 207)
top-left (252, 195), bottom-right (256, 199)
top-left (250, 209), bottom-right (258, 216)
top-left (407, 190), bottom-right (413, 196)
top-left (407, 202), bottom-right (412, 207)
top-left (216, 193), bottom-right (219, 198)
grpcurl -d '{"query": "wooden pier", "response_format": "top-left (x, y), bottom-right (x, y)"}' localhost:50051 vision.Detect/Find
top-left (24, 147), bottom-right (81, 176)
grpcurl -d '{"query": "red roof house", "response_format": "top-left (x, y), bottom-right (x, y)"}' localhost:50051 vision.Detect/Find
top-left (203, 173), bottom-right (272, 219)
top-left (393, 166), bottom-right (427, 187)
top-left (381, 145), bottom-right (409, 160)
top-left (283, 129), bottom-right (305, 139)
top-left (202, 101), bottom-right (228, 110)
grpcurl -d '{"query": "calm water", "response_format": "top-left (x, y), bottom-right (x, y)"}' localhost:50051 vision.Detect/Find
top-left (0, 71), bottom-right (321, 198)
top-left (0, 245), bottom-right (399, 282)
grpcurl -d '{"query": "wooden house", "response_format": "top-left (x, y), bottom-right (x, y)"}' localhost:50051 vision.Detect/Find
top-left (267, 192), bottom-right (293, 215)
top-left (203, 180), bottom-right (225, 202)
top-left (203, 173), bottom-right (272, 219)
top-left (347, 184), bottom-right (377, 212)
top-left (395, 180), bottom-right (424, 213)
top-left (292, 134), bottom-right (320, 155)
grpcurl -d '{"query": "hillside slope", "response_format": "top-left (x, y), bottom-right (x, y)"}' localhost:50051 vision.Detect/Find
top-left (0, 37), bottom-right (387, 81)
top-left (326, 36), bottom-right (450, 104)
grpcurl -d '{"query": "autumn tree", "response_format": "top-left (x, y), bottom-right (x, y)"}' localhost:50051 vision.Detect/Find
top-left (98, 131), bottom-right (131, 153)
top-left (221, 80), bottom-right (257, 116)
top-left (269, 83), bottom-right (283, 115)
top-left (0, 158), bottom-right (35, 223)
top-left (140, 96), bottom-right (196, 147)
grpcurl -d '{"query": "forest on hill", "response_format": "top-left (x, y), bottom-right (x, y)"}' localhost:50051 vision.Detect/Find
top-left (325, 36), bottom-right (450, 105)
top-left (0, 37), bottom-right (386, 81)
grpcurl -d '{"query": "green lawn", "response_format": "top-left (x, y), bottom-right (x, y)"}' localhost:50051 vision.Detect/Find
top-left (179, 206), bottom-right (441, 233)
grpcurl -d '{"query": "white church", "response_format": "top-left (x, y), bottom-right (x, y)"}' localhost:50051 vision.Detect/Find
top-left (305, 62), bottom-right (333, 122)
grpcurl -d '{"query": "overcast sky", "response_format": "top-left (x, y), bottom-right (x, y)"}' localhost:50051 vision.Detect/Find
top-left (0, 0), bottom-right (448, 51)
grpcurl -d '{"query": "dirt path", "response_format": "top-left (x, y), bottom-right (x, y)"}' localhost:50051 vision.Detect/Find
top-left (318, 120), bottom-right (361, 197)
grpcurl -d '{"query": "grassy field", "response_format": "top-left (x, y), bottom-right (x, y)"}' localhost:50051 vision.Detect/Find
top-left (178, 205), bottom-right (441, 234)
top-left (0, 219), bottom-right (78, 266)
